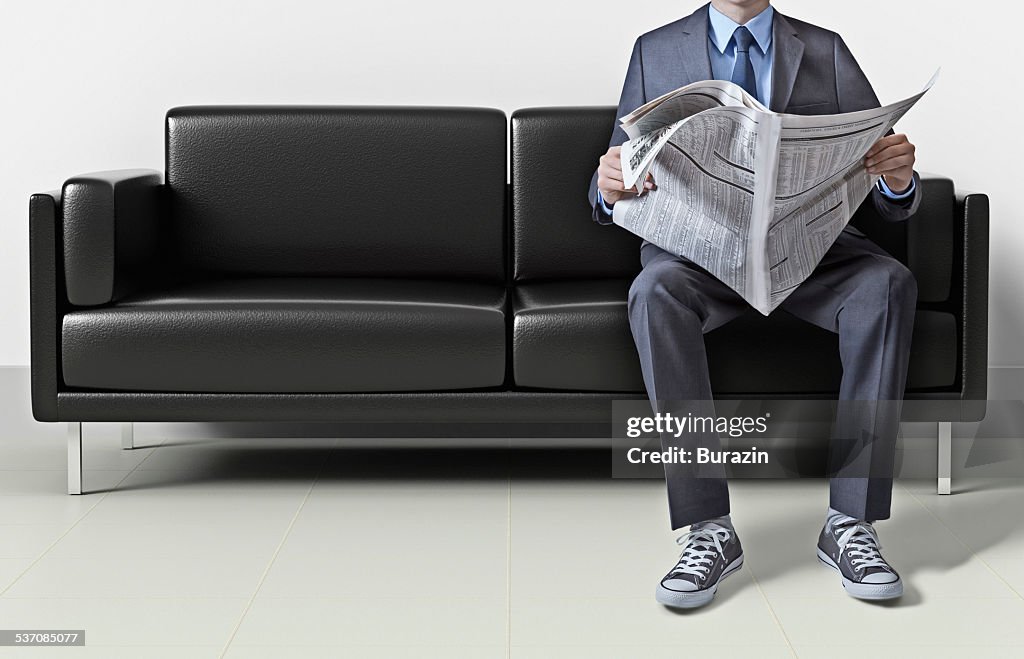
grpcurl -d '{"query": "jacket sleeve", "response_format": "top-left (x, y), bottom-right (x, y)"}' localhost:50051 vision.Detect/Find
top-left (835, 35), bottom-right (922, 221)
top-left (589, 38), bottom-right (647, 225)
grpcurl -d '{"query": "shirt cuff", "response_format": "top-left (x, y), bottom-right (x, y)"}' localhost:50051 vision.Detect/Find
top-left (877, 176), bottom-right (916, 200)
top-left (596, 190), bottom-right (615, 216)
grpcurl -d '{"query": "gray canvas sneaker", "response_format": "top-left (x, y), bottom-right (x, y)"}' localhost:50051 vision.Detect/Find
top-left (817, 513), bottom-right (903, 600)
top-left (656, 520), bottom-right (744, 609)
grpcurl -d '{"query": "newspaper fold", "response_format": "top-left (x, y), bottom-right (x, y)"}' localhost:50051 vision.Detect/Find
top-left (612, 73), bottom-right (937, 315)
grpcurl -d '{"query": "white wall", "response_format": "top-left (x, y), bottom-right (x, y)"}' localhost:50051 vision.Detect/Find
top-left (2, 1), bottom-right (1021, 378)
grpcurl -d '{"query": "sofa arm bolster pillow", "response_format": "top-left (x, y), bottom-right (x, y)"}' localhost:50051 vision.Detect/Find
top-left (62, 169), bottom-right (164, 306)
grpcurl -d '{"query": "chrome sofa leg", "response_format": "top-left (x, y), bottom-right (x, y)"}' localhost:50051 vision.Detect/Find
top-left (937, 421), bottom-right (951, 495)
top-left (121, 422), bottom-right (134, 450)
top-left (68, 422), bottom-right (82, 495)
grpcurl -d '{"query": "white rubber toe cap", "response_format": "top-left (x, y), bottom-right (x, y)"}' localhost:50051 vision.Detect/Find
top-left (661, 578), bottom-right (701, 592)
top-left (860, 571), bottom-right (899, 584)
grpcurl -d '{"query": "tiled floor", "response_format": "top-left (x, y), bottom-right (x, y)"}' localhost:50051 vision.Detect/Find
top-left (1, 374), bottom-right (1023, 657)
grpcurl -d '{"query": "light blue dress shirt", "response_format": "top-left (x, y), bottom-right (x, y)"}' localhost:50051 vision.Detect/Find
top-left (708, 3), bottom-right (774, 106)
top-left (598, 4), bottom-right (914, 214)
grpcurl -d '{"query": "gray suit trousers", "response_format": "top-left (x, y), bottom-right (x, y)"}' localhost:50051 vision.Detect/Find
top-left (629, 233), bottom-right (917, 530)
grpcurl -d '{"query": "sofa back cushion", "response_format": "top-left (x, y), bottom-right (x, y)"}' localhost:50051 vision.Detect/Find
top-left (849, 176), bottom-right (955, 303)
top-left (511, 107), bottom-right (642, 281)
top-left (166, 106), bottom-right (506, 281)
top-left (512, 107), bottom-right (954, 305)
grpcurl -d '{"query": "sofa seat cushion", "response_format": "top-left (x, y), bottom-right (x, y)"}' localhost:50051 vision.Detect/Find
top-left (512, 280), bottom-right (958, 393)
top-left (513, 280), bottom-right (642, 392)
top-left (62, 278), bottom-right (507, 393)
top-left (704, 308), bottom-right (958, 394)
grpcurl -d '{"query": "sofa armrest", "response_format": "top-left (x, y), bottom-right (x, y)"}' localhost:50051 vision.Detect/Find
top-left (62, 169), bottom-right (164, 306)
top-left (29, 190), bottom-right (63, 421)
top-left (956, 190), bottom-right (989, 416)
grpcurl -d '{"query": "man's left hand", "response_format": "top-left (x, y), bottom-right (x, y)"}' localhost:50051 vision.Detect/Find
top-left (864, 133), bottom-right (916, 194)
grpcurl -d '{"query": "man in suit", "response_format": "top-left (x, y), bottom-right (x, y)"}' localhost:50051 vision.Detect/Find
top-left (590, 0), bottom-right (921, 607)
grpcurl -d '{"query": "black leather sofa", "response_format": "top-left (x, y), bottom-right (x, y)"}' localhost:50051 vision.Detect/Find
top-left (30, 106), bottom-right (989, 494)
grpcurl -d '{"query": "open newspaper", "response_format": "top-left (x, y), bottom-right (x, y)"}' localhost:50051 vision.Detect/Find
top-left (612, 74), bottom-right (937, 315)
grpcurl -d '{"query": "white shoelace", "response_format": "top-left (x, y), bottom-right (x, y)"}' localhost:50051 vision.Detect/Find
top-left (669, 523), bottom-right (732, 579)
top-left (833, 519), bottom-right (890, 571)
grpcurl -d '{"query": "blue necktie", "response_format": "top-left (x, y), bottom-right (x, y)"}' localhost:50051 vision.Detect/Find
top-left (730, 26), bottom-right (758, 98)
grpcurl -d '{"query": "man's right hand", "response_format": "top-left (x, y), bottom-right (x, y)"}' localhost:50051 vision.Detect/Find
top-left (597, 145), bottom-right (656, 207)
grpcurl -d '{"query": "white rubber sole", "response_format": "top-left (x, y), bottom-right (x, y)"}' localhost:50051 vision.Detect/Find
top-left (817, 548), bottom-right (903, 600)
top-left (656, 553), bottom-right (744, 609)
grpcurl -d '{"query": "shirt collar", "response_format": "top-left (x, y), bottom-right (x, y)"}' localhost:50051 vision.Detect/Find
top-left (708, 3), bottom-right (774, 55)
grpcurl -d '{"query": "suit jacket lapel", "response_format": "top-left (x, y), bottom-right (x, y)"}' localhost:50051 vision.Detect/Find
top-left (771, 12), bottom-right (805, 111)
top-left (676, 3), bottom-right (713, 85)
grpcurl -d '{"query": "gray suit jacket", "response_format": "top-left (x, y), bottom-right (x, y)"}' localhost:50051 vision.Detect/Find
top-left (588, 3), bottom-right (922, 230)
